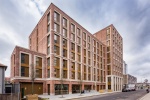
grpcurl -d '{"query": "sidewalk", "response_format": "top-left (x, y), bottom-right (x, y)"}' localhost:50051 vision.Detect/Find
top-left (39, 91), bottom-right (118, 100)
top-left (140, 93), bottom-right (150, 100)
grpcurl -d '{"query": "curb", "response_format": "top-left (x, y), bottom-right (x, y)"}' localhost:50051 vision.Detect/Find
top-left (138, 93), bottom-right (149, 100)
top-left (66, 92), bottom-right (120, 100)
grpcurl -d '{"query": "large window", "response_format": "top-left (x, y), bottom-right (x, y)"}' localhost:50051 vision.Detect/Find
top-left (77, 46), bottom-right (81, 53)
top-left (21, 53), bottom-right (25, 63)
top-left (21, 53), bottom-right (29, 77)
top-left (54, 23), bottom-right (60, 33)
top-left (47, 58), bottom-right (50, 67)
top-left (71, 52), bottom-right (75, 60)
top-left (54, 11), bottom-right (60, 22)
top-left (47, 47), bottom-right (50, 55)
top-left (54, 34), bottom-right (60, 44)
top-left (71, 33), bottom-right (75, 41)
top-left (21, 66), bottom-right (29, 77)
top-left (63, 49), bottom-right (67, 57)
top-left (83, 32), bottom-right (86, 40)
top-left (63, 28), bottom-right (67, 37)
top-left (54, 45), bottom-right (60, 55)
top-left (71, 43), bottom-right (75, 51)
top-left (71, 24), bottom-right (75, 33)
top-left (47, 12), bottom-right (50, 22)
top-left (47, 24), bottom-right (50, 33)
top-left (63, 39), bottom-right (67, 48)
top-left (77, 37), bottom-right (80, 44)
top-left (35, 57), bottom-right (42, 78)
top-left (54, 57), bottom-right (60, 67)
top-left (47, 35), bottom-right (50, 45)
top-left (77, 28), bottom-right (80, 36)
top-left (63, 17), bottom-right (67, 27)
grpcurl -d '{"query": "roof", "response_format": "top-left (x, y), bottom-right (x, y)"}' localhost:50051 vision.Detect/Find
top-left (0, 63), bottom-right (7, 70)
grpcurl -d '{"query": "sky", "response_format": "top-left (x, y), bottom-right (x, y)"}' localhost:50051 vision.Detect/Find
top-left (0, 0), bottom-right (150, 82)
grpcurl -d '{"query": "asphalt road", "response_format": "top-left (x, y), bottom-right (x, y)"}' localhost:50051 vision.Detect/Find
top-left (73, 89), bottom-right (147, 100)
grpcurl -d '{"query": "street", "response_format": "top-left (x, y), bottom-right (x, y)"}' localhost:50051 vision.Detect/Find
top-left (73, 90), bottom-right (147, 100)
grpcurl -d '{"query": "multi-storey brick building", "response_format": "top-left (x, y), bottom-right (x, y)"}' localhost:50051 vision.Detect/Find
top-left (10, 3), bottom-right (123, 97)
top-left (94, 24), bottom-right (123, 92)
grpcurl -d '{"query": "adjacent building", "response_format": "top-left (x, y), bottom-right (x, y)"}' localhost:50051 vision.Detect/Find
top-left (10, 3), bottom-right (123, 96)
top-left (0, 63), bottom-right (7, 94)
top-left (11, 46), bottom-right (46, 97)
top-left (123, 61), bottom-right (127, 75)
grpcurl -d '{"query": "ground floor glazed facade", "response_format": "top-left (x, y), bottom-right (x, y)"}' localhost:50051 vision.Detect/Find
top-left (106, 75), bottom-right (123, 92)
top-left (11, 78), bottom-right (106, 97)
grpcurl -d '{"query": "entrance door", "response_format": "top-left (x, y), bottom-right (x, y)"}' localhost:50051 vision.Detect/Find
top-left (21, 88), bottom-right (24, 98)
top-left (97, 85), bottom-right (99, 91)
top-left (48, 84), bottom-right (50, 95)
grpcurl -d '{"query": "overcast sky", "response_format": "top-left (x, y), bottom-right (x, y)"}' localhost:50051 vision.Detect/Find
top-left (0, 0), bottom-right (150, 82)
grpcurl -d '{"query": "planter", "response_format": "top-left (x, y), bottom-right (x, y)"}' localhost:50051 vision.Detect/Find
top-left (26, 94), bottom-right (38, 100)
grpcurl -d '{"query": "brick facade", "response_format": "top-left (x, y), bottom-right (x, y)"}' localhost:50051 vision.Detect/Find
top-left (10, 3), bottom-right (124, 95)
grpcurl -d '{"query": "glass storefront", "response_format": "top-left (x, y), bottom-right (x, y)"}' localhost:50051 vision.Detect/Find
top-left (55, 84), bottom-right (69, 95)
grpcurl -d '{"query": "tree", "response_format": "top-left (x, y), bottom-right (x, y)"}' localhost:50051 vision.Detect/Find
top-left (79, 73), bottom-right (83, 96)
top-left (30, 64), bottom-right (36, 95)
top-left (60, 67), bottom-right (64, 98)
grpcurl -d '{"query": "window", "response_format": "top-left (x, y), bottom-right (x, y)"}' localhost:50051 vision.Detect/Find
top-left (71, 43), bottom-right (75, 51)
top-left (54, 23), bottom-right (60, 33)
top-left (77, 28), bottom-right (80, 36)
top-left (71, 62), bottom-right (75, 70)
top-left (71, 52), bottom-right (75, 60)
top-left (21, 53), bottom-right (25, 63)
top-left (71, 24), bottom-right (75, 33)
top-left (54, 57), bottom-right (59, 66)
top-left (63, 59), bottom-right (67, 68)
top-left (63, 28), bottom-right (67, 37)
top-left (84, 49), bottom-right (86, 56)
top-left (77, 54), bottom-right (80, 62)
top-left (54, 11), bottom-right (60, 22)
top-left (54, 45), bottom-right (59, 55)
top-left (78, 64), bottom-right (81, 71)
top-left (47, 69), bottom-right (50, 78)
top-left (107, 28), bottom-right (110, 34)
top-left (47, 24), bottom-right (50, 33)
top-left (21, 67), bottom-right (25, 76)
top-left (71, 33), bottom-right (75, 41)
top-left (97, 42), bottom-right (99, 48)
top-left (63, 49), bottom-right (67, 57)
top-left (88, 59), bottom-right (90, 65)
top-left (88, 43), bottom-right (90, 49)
top-left (47, 12), bottom-right (50, 22)
top-left (47, 58), bottom-right (50, 67)
top-left (77, 37), bottom-right (80, 44)
top-left (77, 46), bottom-right (81, 53)
top-left (84, 57), bottom-right (86, 63)
top-left (83, 40), bottom-right (86, 47)
top-left (88, 51), bottom-right (90, 58)
top-left (93, 40), bottom-right (96, 46)
top-left (63, 39), bottom-right (67, 48)
top-left (36, 57), bottom-right (41, 66)
top-left (63, 17), bottom-right (67, 27)
top-left (47, 35), bottom-right (50, 45)
top-left (54, 34), bottom-right (60, 44)
top-left (47, 47), bottom-right (50, 55)
top-left (88, 36), bottom-right (90, 42)
top-left (83, 32), bottom-right (86, 40)
top-left (84, 65), bottom-right (86, 72)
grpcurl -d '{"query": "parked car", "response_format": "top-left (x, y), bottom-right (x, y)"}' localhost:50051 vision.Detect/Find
top-left (122, 88), bottom-right (129, 92)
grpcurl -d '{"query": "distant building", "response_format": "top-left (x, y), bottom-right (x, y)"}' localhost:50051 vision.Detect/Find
top-left (0, 63), bottom-right (7, 94)
top-left (123, 61), bottom-right (127, 74)
top-left (123, 74), bottom-right (137, 85)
